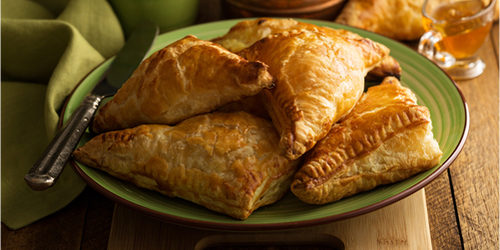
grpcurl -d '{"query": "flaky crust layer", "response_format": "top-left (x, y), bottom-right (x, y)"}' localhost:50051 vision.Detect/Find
top-left (238, 29), bottom-right (389, 160)
top-left (74, 112), bottom-right (298, 219)
top-left (335, 0), bottom-right (426, 41)
top-left (92, 35), bottom-right (274, 133)
top-left (291, 77), bottom-right (442, 204)
top-left (212, 18), bottom-right (313, 53)
top-left (212, 18), bottom-right (401, 79)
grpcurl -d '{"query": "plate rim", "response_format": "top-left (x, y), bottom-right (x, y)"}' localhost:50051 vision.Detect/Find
top-left (63, 18), bottom-right (470, 231)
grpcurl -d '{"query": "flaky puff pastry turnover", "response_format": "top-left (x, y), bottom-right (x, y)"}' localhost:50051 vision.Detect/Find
top-left (291, 77), bottom-right (442, 205)
top-left (335, 0), bottom-right (426, 41)
top-left (213, 18), bottom-right (401, 79)
top-left (74, 112), bottom-right (298, 219)
top-left (92, 35), bottom-right (274, 133)
top-left (238, 28), bottom-right (390, 160)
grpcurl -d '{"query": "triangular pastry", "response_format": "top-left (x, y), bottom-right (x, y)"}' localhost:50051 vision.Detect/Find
top-left (238, 28), bottom-right (390, 160)
top-left (212, 18), bottom-right (401, 79)
top-left (74, 112), bottom-right (298, 219)
top-left (92, 35), bottom-right (274, 133)
top-left (335, 0), bottom-right (426, 41)
top-left (291, 77), bottom-right (442, 204)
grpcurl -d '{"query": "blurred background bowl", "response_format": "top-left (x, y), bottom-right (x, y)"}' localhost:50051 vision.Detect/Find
top-left (222, 0), bottom-right (346, 20)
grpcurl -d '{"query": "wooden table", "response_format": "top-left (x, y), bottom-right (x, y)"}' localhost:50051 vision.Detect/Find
top-left (2, 1), bottom-right (498, 249)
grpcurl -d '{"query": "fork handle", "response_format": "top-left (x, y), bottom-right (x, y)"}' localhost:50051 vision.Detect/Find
top-left (25, 94), bottom-right (102, 190)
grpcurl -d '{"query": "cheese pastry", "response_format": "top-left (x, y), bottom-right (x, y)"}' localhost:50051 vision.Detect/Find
top-left (291, 77), bottom-right (442, 204)
top-left (212, 18), bottom-right (401, 79)
top-left (74, 112), bottom-right (298, 219)
top-left (92, 35), bottom-right (274, 133)
top-left (335, 0), bottom-right (426, 41)
top-left (239, 29), bottom-right (390, 160)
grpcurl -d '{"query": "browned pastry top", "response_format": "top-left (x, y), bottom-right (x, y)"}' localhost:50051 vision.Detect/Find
top-left (76, 112), bottom-right (298, 219)
top-left (291, 77), bottom-right (442, 204)
top-left (92, 35), bottom-right (274, 133)
top-left (238, 28), bottom-right (389, 159)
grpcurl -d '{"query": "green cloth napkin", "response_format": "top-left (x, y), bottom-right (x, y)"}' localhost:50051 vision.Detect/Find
top-left (1, 0), bottom-right (124, 229)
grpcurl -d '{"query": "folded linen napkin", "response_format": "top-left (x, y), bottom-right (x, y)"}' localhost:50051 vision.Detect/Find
top-left (1, 0), bottom-right (124, 229)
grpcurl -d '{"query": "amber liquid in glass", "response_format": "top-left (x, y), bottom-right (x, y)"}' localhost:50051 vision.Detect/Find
top-left (423, 0), bottom-right (493, 59)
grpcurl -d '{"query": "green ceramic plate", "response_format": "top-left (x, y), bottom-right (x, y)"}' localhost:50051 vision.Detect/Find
top-left (65, 19), bottom-right (469, 231)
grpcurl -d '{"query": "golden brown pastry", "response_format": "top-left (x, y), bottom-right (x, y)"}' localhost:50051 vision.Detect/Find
top-left (217, 95), bottom-right (270, 119)
top-left (212, 18), bottom-right (312, 53)
top-left (74, 112), bottom-right (298, 219)
top-left (495, 0), bottom-right (499, 21)
top-left (213, 18), bottom-right (367, 53)
top-left (92, 35), bottom-right (274, 133)
top-left (365, 55), bottom-right (402, 81)
top-left (212, 18), bottom-right (401, 79)
top-left (291, 77), bottom-right (442, 205)
top-left (335, 0), bottom-right (426, 41)
top-left (238, 28), bottom-right (390, 160)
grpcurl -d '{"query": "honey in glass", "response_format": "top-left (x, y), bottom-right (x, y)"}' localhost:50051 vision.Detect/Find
top-left (423, 0), bottom-right (493, 59)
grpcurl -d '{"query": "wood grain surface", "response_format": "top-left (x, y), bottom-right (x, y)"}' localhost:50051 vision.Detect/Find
top-left (107, 190), bottom-right (431, 250)
top-left (1, 188), bottom-right (114, 250)
top-left (425, 174), bottom-right (462, 249)
top-left (449, 28), bottom-right (499, 249)
top-left (424, 23), bottom-right (499, 250)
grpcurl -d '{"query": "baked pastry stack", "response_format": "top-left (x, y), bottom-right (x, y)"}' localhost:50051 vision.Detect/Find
top-left (214, 18), bottom-right (398, 159)
top-left (76, 34), bottom-right (297, 219)
top-left (291, 77), bottom-right (442, 204)
top-left (213, 18), bottom-right (402, 80)
top-left (73, 18), bottom-right (442, 219)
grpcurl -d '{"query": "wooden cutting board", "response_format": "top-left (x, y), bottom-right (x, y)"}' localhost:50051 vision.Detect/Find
top-left (107, 189), bottom-right (431, 249)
